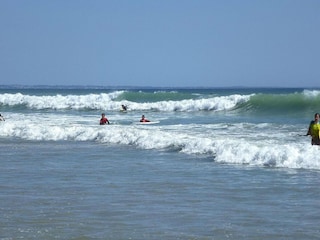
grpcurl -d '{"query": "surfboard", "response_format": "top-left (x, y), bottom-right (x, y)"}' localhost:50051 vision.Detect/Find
top-left (135, 121), bottom-right (160, 125)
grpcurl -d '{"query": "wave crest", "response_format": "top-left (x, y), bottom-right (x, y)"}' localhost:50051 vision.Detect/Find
top-left (0, 91), bottom-right (251, 112)
top-left (0, 121), bottom-right (318, 170)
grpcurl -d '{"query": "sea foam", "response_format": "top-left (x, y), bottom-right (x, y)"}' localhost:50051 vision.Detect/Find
top-left (0, 118), bottom-right (318, 170)
top-left (0, 92), bottom-right (251, 112)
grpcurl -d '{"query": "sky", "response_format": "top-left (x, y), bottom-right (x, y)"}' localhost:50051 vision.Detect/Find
top-left (0, 0), bottom-right (319, 88)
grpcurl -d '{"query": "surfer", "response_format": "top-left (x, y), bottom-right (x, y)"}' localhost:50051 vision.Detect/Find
top-left (100, 113), bottom-right (110, 125)
top-left (306, 113), bottom-right (320, 145)
top-left (0, 114), bottom-right (5, 121)
top-left (121, 105), bottom-right (127, 111)
top-left (140, 115), bottom-right (150, 122)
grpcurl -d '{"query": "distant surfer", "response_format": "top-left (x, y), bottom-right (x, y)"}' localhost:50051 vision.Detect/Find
top-left (100, 113), bottom-right (110, 125)
top-left (121, 104), bottom-right (127, 111)
top-left (0, 114), bottom-right (5, 121)
top-left (306, 113), bottom-right (320, 145)
top-left (140, 115), bottom-right (150, 122)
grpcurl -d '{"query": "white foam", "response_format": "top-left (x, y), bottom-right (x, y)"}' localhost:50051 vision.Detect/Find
top-left (0, 91), bottom-right (125, 110)
top-left (302, 89), bottom-right (320, 98)
top-left (126, 94), bottom-right (251, 112)
top-left (0, 92), bottom-right (251, 111)
top-left (0, 115), bottom-right (318, 170)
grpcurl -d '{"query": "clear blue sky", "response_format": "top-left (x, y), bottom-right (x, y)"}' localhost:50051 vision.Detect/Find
top-left (0, 0), bottom-right (319, 88)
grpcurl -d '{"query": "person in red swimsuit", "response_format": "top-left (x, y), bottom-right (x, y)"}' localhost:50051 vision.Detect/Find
top-left (140, 115), bottom-right (150, 122)
top-left (100, 113), bottom-right (110, 125)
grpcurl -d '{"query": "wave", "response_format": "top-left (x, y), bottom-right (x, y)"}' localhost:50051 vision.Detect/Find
top-left (115, 90), bottom-right (196, 102)
top-left (236, 90), bottom-right (320, 115)
top-left (0, 91), bottom-right (250, 112)
top-left (1, 89), bottom-right (320, 114)
top-left (0, 91), bottom-right (125, 110)
top-left (0, 120), bottom-right (318, 170)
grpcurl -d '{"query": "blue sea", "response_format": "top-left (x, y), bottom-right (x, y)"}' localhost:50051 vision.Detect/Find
top-left (0, 86), bottom-right (320, 239)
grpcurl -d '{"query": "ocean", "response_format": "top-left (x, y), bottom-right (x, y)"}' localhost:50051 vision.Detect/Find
top-left (0, 87), bottom-right (319, 239)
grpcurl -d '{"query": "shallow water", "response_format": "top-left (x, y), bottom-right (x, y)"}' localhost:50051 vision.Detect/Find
top-left (1, 139), bottom-right (319, 239)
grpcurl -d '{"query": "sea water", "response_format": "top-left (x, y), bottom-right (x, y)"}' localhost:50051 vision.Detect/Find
top-left (0, 87), bottom-right (319, 239)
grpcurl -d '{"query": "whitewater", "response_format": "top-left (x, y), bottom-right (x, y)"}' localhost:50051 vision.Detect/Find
top-left (1, 87), bottom-right (320, 239)
top-left (1, 88), bottom-right (319, 170)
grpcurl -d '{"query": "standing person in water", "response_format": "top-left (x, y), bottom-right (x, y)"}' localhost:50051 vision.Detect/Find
top-left (307, 113), bottom-right (320, 145)
top-left (100, 113), bottom-right (110, 125)
top-left (0, 114), bottom-right (5, 121)
top-left (140, 115), bottom-right (150, 122)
